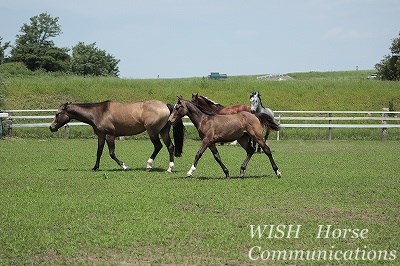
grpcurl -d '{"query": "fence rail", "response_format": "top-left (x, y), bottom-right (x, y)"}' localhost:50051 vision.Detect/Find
top-left (1, 109), bottom-right (400, 140)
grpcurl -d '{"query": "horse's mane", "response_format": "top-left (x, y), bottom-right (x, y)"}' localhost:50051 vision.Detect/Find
top-left (191, 95), bottom-right (225, 115)
top-left (62, 101), bottom-right (111, 113)
top-left (199, 95), bottom-right (224, 108)
top-left (74, 100), bottom-right (111, 107)
top-left (188, 100), bottom-right (217, 116)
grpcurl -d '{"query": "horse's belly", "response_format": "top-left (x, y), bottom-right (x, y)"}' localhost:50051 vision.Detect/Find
top-left (213, 128), bottom-right (243, 142)
top-left (114, 123), bottom-right (146, 136)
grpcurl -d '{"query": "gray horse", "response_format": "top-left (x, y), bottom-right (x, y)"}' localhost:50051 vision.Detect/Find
top-left (249, 92), bottom-right (277, 150)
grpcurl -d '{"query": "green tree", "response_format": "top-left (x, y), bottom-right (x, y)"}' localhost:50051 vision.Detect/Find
top-left (10, 12), bottom-right (70, 72)
top-left (375, 33), bottom-right (400, 81)
top-left (70, 42), bottom-right (120, 76)
top-left (0, 37), bottom-right (11, 64)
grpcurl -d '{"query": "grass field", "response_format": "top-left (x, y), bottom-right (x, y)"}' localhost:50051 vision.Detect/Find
top-left (0, 138), bottom-right (399, 265)
top-left (2, 70), bottom-right (400, 111)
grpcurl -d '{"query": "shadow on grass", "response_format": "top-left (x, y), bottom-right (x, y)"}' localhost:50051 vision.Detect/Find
top-left (169, 174), bottom-right (273, 180)
top-left (55, 167), bottom-right (167, 173)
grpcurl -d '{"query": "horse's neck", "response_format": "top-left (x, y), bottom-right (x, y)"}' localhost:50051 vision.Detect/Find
top-left (68, 104), bottom-right (96, 126)
top-left (257, 98), bottom-right (265, 112)
top-left (186, 102), bottom-right (206, 128)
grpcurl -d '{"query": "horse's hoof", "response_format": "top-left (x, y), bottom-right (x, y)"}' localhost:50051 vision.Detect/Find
top-left (92, 167), bottom-right (99, 171)
top-left (276, 170), bottom-right (282, 178)
top-left (146, 168), bottom-right (152, 172)
top-left (121, 163), bottom-right (129, 171)
top-left (166, 169), bottom-right (173, 173)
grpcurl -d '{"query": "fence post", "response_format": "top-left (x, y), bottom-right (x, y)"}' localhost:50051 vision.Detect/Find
top-left (6, 112), bottom-right (13, 136)
top-left (328, 112), bottom-right (332, 140)
top-left (381, 108), bottom-right (388, 140)
top-left (277, 112), bottom-right (281, 141)
top-left (0, 113), bottom-right (5, 138)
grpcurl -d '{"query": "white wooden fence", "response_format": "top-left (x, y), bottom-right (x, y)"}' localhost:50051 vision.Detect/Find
top-left (1, 109), bottom-right (400, 140)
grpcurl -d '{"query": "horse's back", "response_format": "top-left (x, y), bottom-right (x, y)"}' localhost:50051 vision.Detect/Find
top-left (219, 104), bottom-right (250, 115)
top-left (106, 100), bottom-right (169, 136)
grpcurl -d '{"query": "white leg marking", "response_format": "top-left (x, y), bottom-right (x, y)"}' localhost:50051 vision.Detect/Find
top-left (146, 158), bottom-right (154, 170)
top-left (276, 170), bottom-right (281, 178)
top-left (167, 162), bottom-right (174, 173)
top-left (186, 165), bottom-right (196, 176)
top-left (121, 163), bottom-right (129, 171)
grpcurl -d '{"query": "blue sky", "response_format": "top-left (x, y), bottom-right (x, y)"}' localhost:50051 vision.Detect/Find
top-left (1, 0), bottom-right (399, 78)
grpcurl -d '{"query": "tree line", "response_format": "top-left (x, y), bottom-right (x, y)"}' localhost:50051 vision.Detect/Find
top-left (0, 12), bottom-right (120, 77)
top-left (375, 33), bottom-right (400, 81)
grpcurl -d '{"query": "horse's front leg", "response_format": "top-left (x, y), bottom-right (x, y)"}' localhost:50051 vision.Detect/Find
top-left (208, 143), bottom-right (230, 178)
top-left (106, 135), bottom-right (128, 170)
top-left (256, 137), bottom-right (281, 178)
top-left (237, 135), bottom-right (255, 178)
top-left (93, 136), bottom-right (106, 171)
top-left (187, 140), bottom-right (209, 177)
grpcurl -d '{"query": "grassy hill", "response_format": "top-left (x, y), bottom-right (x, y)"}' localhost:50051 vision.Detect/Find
top-left (1, 70), bottom-right (399, 111)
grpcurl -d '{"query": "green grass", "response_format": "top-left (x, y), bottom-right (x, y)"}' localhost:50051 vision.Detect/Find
top-left (2, 70), bottom-right (400, 111)
top-left (0, 139), bottom-right (399, 265)
top-left (3, 70), bottom-right (400, 140)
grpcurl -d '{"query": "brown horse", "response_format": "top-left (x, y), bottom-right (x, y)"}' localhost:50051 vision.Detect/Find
top-left (169, 97), bottom-right (281, 178)
top-left (50, 100), bottom-right (184, 172)
top-left (191, 93), bottom-right (279, 148)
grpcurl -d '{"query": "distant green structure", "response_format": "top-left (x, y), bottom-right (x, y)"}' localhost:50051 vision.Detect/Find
top-left (208, 72), bottom-right (228, 80)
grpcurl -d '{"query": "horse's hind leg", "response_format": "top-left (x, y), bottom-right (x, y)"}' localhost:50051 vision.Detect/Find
top-left (106, 135), bottom-right (128, 170)
top-left (237, 134), bottom-right (255, 177)
top-left (250, 130), bottom-right (281, 178)
top-left (160, 125), bottom-right (175, 172)
top-left (146, 134), bottom-right (163, 171)
top-left (208, 143), bottom-right (229, 178)
top-left (93, 136), bottom-right (106, 171)
top-left (264, 128), bottom-right (270, 146)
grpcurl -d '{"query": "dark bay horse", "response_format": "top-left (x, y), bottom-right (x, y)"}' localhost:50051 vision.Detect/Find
top-left (190, 93), bottom-right (251, 114)
top-left (50, 100), bottom-right (184, 172)
top-left (191, 93), bottom-right (279, 147)
top-left (169, 97), bottom-right (281, 178)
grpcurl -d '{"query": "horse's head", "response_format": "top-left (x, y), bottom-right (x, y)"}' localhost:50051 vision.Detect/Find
top-left (190, 93), bottom-right (222, 114)
top-left (191, 93), bottom-right (206, 106)
top-left (169, 96), bottom-right (188, 124)
top-left (49, 102), bottom-right (72, 132)
top-left (250, 91), bottom-right (261, 112)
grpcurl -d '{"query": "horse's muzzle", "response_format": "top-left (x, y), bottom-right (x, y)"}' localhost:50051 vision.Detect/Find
top-left (168, 115), bottom-right (176, 125)
top-left (49, 125), bottom-right (58, 132)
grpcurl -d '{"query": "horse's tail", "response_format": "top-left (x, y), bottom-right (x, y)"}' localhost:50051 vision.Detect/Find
top-left (254, 113), bottom-right (280, 131)
top-left (167, 103), bottom-right (184, 157)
